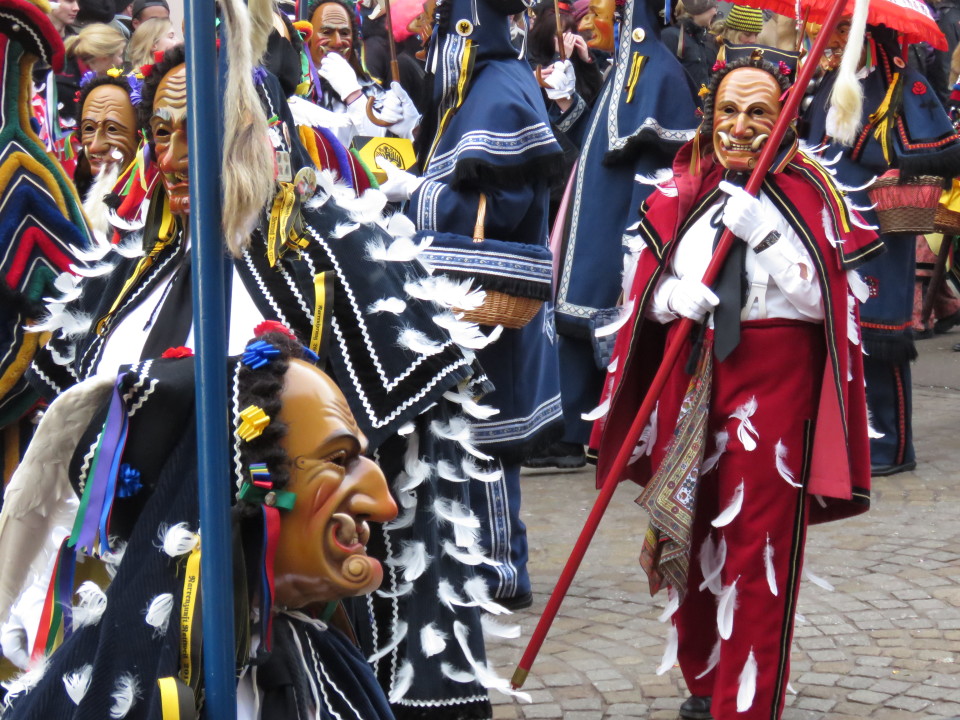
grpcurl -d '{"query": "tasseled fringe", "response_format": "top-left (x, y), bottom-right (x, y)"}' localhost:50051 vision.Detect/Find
top-left (368, 297), bottom-right (407, 314)
top-left (160, 522), bottom-right (199, 557)
top-left (109, 673), bottom-right (141, 719)
top-left (376, 582), bottom-right (414, 598)
top-left (729, 397), bottom-right (759, 451)
top-left (764, 534), bottom-right (778, 597)
top-left (420, 624), bottom-right (448, 658)
top-left (658, 586), bottom-right (679, 622)
top-left (62, 664), bottom-right (93, 705)
top-left (701, 429), bottom-right (728, 475)
top-left (736, 650), bottom-right (758, 712)
top-left (804, 570), bottom-right (835, 592)
top-left (144, 593), bottom-right (174, 637)
top-left (580, 398), bottom-right (610, 422)
top-left (385, 541), bottom-right (431, 582)
top-left (368, 621), bottom-right (408, 663)
top-left (711, 482), bottom-right (744, 528)
top-left (774, 440), bottom-right (802, 489)
top-left (698, 535), bottom-right (726, 595)
top-left (695, 640), bottom-right (721, 679)
top-left (443, 390), bottom-right (499, 420)
top-left (717, 577), bottom-right (739, 640)
top-left (389, 661), bottom-right (414, 703)
top-left (73, 581), bottom-right (107, 629)
top-left (656, 625), bottom-right (678, 675)
top-left (481, 615), bottom-right (521, 639)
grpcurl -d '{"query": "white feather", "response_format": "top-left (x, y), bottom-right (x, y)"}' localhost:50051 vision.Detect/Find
top-left (795, 612), bottom-right (806, 623)
top-left (461, 458), bottom-right (502, 483)
top-left (814, 494), bottom-right (828, 509)
top-left (368, 297), bottom-right (407, 314)
top-left (144, 593), bottom-right (174, 637)
top-left (632, 404), bottom-right (658, 460)
top-left (70, 262), bottom-right (114, 278)
top-left (787, 682), bottom-right (797, 695)
top-left (385, 212), bottom-right (417, 239)
top-left (342, 188), bottom-right (388, 224)
top-left (399, 328), bottom-right (445, 356)
top-left (850, 214), bottom-right (878, 231)
top-left (443, 390), bottom-right (499, 420)
top-left (580, 398), bottom-right (610, 422)
top-left (368, 234), bottom-right (432, 262)
top-left (729, 397), bottom-right (759, 451)
top-left (440, 662), bottom-right (476, 683)
top-left (384, 506), bottom-right (416, 530)
top-left (106, 210), bottom-right (145, 232)
top-left (443, 540), bottom-right (498, 566)
top-left (717, 577), bottom-right (739, 640)
top-left (451, 621), bottom-right (530, 701)
top-left (160, 522), bottom-right (199, 557)
top-left (389, 661), bottom-right (414, 703)
top-left (332, 221), bottom-right (360, 239)
top-left (462, 576), bottom-right (509, 615)
top-left (109, 673), bottom-right (141, 718)
top-left (433, 314), bottom-right (500, 350)
top-left (62, 664), bottom-right (93, 705)
top-left (72, 241), bottom-right (114, 263)
top-left (404, 276), bottom-right (485, 311)
top-left (736, 650), bottom-right (758, 712)
top-left (846, 294), bottom-right (861, 346)
top-left (701, 430), bottom-right (728, 475)
top-left (376, 582), bottom-right (414, 598)
top-left (397, 422), bottom-right (416, 436)
top-left (607, 355), bottom-right (619, 373)
top-left (3, 658), bottom-right (50, 700)
top-left (658, 586), bottom-right (679, 622)
top-left (847, 270), bottom-right (869, 304)
top-left (73, 581), bottom-right (107, 629)
top-left (385, 541), bottom-right (431, 582)
top-left (698, 535), bottom-right (727, 595)
top-left (420, 624), bottom-right (448, 657)
top-left (764, 534), bottom-right (778, 597)
top-left (774, 440), bottom-right (802, 489)
top-left (437, 579), bottom-right (463, 610)
top-left (112, 235), bottom-right (145, 259)
top-left (711, 482), bottom-right (744, 528)
top-left (101, 539), bottom-right (127, 579)
top-left (398, 459), bottom-right (432, 492)
top-left (695, 640), bottom-right (721, 679)
top-left (481, 615), bottom-right (521, 638)
top-left (656, 625), bottom-right (678, 675)
top-left (368, 621), bottom-right (408, 663)
top-left (436, 459), bottom-right (468, 483)
top-left (634, 168), bottom-right (674, 186)
top-left (804, 570), bottom-right (835, 592)
top-left (593, 300), bottom-right (633, 338)
top-left (430, 418), bottom-right (491, 461)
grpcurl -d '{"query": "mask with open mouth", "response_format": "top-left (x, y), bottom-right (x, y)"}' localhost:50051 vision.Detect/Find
top-left (150, 63), bottom-right (190, 216)
top-left (712, 66), bottom-right (782, 173)
top-left (273, 359), bottom-right (398, 608)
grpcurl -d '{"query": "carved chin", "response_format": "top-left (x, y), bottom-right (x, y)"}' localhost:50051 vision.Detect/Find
top-left (715, 131), bottom-right (769, 170)
top-left (339, 555), bottom-right (383, 595)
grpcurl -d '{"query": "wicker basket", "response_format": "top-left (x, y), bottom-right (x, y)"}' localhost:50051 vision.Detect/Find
top-left (935, 205), bottom-right (960, 236)
top-left (456, 193), bottom-right (544, 329)
top-left (867, 171), bottom-right (943, 235)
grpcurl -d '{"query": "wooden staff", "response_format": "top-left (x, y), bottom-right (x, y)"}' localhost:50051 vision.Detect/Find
top-left (511, 0), bottom-right (854, 690)
top-left (366, 0), bottom-right (402, 126)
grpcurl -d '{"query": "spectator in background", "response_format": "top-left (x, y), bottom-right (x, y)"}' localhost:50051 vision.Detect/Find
top-left (131, 0), bottom-right (169, 30)
top-left (48, 0), bottom-right (79, 38)
top-left (127, 16), bottom-right (177, 67)
top-left (64, 22), bottom-right (128, 74)
top-left (720, 4), bottom-right (763, 45)
top-left (663, 0), bottom-right (719, 95)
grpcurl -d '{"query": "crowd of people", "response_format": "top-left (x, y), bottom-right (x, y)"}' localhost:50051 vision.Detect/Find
top-left (0, 0), bottom-right (957, 718)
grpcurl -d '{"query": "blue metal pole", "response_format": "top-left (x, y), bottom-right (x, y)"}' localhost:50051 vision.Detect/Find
top-left (183, 0), bottom-right (236, 716)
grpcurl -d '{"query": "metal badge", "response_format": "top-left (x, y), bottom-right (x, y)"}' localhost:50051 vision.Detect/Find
top-left (276, 150), bottom-right (292, 183)
top-left (632, 28), bottom-right (645, 43)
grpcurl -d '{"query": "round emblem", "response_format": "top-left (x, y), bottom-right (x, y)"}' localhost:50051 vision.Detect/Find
top-left (456, 19), bottom-right (473, 36)
top-left (893, 56), bottom-right (905, 68)
top-left (632, 28), bottom-right (645, 43)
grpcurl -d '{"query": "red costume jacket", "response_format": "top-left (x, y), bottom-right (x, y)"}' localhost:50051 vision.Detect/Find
top-left (589, 144), bottom-right (885, 524)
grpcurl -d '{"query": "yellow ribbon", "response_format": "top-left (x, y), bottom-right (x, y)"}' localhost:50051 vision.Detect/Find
top-left (179, 548), bottom-right (201, 687)
top-left (237, 405), bottom-right (270, 442)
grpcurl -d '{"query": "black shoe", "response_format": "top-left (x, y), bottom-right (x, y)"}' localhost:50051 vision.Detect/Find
top-left (871, 460), bottom-right (917, 477)
top-left (679, 695), bottom-right (713, 719)
top-left (496, 591), bottom-right (533, 611)
top-left (914, 327), bottom-right (934, 340)
top-left (522, 442), bottom-right (586, 469)
top-left (934, 310), bottom-right (960, 334)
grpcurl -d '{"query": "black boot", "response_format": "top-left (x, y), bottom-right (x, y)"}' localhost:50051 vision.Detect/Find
top-left (679, 695), bottom-right (713, 720)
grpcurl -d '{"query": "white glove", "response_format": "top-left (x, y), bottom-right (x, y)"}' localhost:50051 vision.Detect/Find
top-left (373, 88), bottom-right (404, 125)
top-left (376, 157), bottom-right (423, 202)
top-left (543, 60), bottom-right (576, 101)
top-left (719, 180), bottom-right (777, 248)
top-left (318, 52), bottom-right (363, 102)
top-left (665, 276), bottom-right (719, 323)
top-left (386, 81), bottom-right (420, 139)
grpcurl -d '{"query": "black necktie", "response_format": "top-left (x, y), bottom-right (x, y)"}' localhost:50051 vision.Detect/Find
top-left (140, 249), bottom-right (193, 360)
top-left (711, 202), bottom-right (747, 363)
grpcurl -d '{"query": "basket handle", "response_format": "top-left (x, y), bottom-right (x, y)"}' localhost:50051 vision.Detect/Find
top-left (473, 193), bottom-right (487, 243)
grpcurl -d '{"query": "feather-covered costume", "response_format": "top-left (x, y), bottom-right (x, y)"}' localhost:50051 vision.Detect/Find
top-left (589, 142), bottom-right (882, 719)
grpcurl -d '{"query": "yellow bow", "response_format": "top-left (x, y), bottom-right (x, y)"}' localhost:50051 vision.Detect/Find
top-left (238, 405), bottom-right (271, 442)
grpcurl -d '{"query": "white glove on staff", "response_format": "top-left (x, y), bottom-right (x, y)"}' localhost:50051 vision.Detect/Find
top-left (376, 157), bottom-right (424, 202)
top-left (662, 276), bottom-right (720, 322)
top-left (385, 81), bottom-right (421, 139)
top-left (719, 180), bottom-right (777, 248)
top-left (318, 52), bottom-right (363, 102)
top-left (543, 59), bottom-right (576, 100)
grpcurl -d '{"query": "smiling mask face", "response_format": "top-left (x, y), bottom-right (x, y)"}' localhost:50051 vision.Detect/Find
top-left (712, 67), bottom-right (781, 172)
top-left (80, 84), bottom-right (137, 176)
top-left (150, 63), bottom-right (190, 216)
top-left (272, 360), bottom-right (398, 609)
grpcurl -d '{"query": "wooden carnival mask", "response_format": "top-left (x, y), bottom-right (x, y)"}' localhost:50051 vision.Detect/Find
top-left (273, 360), bottom-right (397, 608)
top-left (712, 66), bottom-right (782, 173)
top-left (79, 84), bottom-right (137, 177)
top-left (309, 1), bottom-right (355, 65)
top-left (150, 63), bottom-right (190, 216)
top-left (577, 0), bottom-right (614, 53)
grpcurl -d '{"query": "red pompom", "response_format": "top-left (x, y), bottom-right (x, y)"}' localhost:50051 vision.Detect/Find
top-left (161, 346), bottom-right (194, 358)
top-left (254, 321), bottom-right (297, 340)
top-left (140, 63), bottom-right (154, 77)
top-left (712, 60), bottom-right (726, 72)
top-left (912, 81), bottom-right (927, 95)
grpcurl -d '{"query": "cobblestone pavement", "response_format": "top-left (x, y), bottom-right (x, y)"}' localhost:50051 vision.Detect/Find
top-left (484, 338), bottom-right (960, 719)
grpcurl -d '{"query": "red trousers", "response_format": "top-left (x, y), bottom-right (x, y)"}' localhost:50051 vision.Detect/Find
top-left (651, 319), bottom-right (826, 720)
